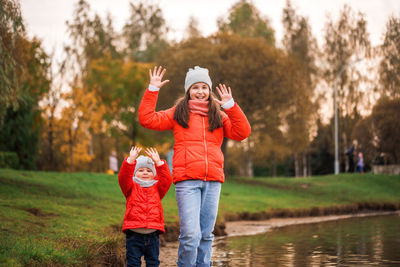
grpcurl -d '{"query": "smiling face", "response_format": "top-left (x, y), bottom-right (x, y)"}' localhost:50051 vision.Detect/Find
top-left (189, 82), bottom-right (210, 101)
top-left (135, 167), bottom-right (155, 180)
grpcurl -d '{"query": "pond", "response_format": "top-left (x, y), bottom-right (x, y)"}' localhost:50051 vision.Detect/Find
top-left (212, 214), bottom-right (400, 266)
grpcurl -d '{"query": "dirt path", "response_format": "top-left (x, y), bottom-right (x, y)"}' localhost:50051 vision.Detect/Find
top-left (158, 210), bottom-right (400, 266)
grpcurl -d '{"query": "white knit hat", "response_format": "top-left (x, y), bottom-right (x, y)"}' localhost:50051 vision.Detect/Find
top-left (134, 156), bottom-right (157, 176)
top-left (184, 66), bottom-right (212, 92)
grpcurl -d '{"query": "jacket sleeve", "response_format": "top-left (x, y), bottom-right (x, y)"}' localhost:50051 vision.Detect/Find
top-left (155, 160), bottom-right (172, 200)
top-left (222, 103), bottom-right (251, 141)
top-left (118, 157), bottom-right (136, 198)
top-left (138, 89), bottom-right (175, 131)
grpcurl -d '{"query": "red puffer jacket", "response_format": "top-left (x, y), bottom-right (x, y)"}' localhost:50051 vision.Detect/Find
top-left (118, 158), bottom-right (172, 233)
top-left (139, 89), bottom-right (251, 184)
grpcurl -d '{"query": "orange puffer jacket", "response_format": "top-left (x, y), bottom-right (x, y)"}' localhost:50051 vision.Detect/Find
top-left (139, 89), bottom-right (251, 184)
top-left (118, 158), bottom-right (172, 234)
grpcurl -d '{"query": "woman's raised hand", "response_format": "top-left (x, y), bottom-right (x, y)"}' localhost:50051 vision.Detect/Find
top-left (215, 84), bottom-right (233, 106)
top-left (149, 66), bottom-right (170, 89)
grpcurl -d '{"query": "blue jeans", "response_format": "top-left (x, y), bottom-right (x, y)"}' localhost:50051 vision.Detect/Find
top-left (126, 230), bottom-right (160, 267)
top-left (175, 180), bottom-right (222, 267)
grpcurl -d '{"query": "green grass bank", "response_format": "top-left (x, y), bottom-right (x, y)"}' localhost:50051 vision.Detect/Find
top-left (1, 168), bottom-right (399, 266)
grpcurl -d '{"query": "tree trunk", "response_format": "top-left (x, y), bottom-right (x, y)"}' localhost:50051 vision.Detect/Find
top-left (48, 114), bottom-right (54, 168)
top-left (245, 137), bottom-right (253, 177)
top-left (115, 136), bottom-right (120, 171)
top-left (294, 153), bottom-right (300, 177)
top-left (303, 151), bottom-right (307, 177)
top-left (99, 133), bottom-right (105, 172)
top-left (272, 161), bottom-right (277, 177)
top-left (69, 128), bottom-right (74, 172)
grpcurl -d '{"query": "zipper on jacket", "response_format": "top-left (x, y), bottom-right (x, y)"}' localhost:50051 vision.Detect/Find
top-left (203, 117), bottom-right (208, 181)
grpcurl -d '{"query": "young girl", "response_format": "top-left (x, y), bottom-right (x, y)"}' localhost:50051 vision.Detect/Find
top-left (139, 66), bottom-right (251, 266)
top-left (118, 146), bottom-right (172, 267)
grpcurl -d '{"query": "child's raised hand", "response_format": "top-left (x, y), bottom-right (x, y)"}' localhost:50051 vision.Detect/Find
top-left (215, 84), bottom-right (233, 106)
top-left (145, 147), bottom-right (163, 166)
top-left (149, 66), bottom-right (170, 89)
top-left (127, 146), bottom-right (142, 163)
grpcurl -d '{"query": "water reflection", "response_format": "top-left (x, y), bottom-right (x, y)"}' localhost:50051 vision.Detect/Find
top-left (213, 214), bottom-right (400, 266)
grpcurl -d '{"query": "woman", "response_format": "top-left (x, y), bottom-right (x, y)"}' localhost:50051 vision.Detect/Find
top-left (139, 66), bottom-right (251, 266)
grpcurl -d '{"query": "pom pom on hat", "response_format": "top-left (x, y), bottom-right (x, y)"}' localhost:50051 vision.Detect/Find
top-left (134, 156), bottom-right (157, 176)
top-left (184, 66), bottom-right (212, 92)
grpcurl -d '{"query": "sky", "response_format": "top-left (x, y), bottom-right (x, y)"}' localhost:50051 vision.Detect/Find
top-left (20, 0), bottom-right (400, 62)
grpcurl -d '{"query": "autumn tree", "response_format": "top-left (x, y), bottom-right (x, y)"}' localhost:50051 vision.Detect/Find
top-left (217, 0), bottom-right (275, 45)
top-left (184, 16), bottom-right (202, 39)
top-left (85, 55), bottom-right (155, 171)
top-left (379, 14), bottom-right (400, 98)
top-left (353, 97), bottom-right (400, 165)
top-left (0, 0), bottom-right (51, 171)
top-left (57, 0), bottom-right (168, 172)
top-left (368, 97), bottom-right (400, 164)
top-left (37, 56), bottom-right (72, 171)
top-left (158, 34), bottom-right (303, 177)
top-left (282, 0), bottom-right (319, 176)
top-left (323, 4), bottom-right (371, 171)
top-left (122, 1), bottom-right (169, 62)
top-left (64, 0), bottom-right (120, 82)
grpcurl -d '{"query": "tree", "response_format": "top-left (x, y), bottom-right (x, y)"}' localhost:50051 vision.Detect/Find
top-left (37, 58), bottom-right (68, 171)
top-left (0, 36), bottom-right (51, 169)
top-left (0, 0), bottom-right (51, 169)
top-left (369, 97), bottom-right (400, 164)
top-left (158, 34), bottom-right (304, 177)
top-left (122, 1), bottom-right (169, 62)
top-left (0, 0), bottom-right (25, 127)
top-left (352, 115), bottom-right (376, 171)
top-left (61, 0), bottom-right (126, 171)
top-left (323, 4), bottom-right (371, 169)
top-left (282, 0), bottom-right (319, 176)
top-left (217, 0), bottom-right (275, 45)
top-left (64, 0), bottom-right (120, 84)
top-left (309, 120), bottom-right (334, 175)
top-left (352, 97), bottom-right (400, 167)
top-left (379, 14), bottom-right (400, 98)
top-left (184, 16), bottom-right (202, 39)
top-left (86, 55), bottom-right (156, 171)
top-left (58, 85), bottom-right (98, 172)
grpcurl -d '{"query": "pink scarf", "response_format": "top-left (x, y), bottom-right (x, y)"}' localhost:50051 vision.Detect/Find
top-left (189, 100), bottom-right (209, 116)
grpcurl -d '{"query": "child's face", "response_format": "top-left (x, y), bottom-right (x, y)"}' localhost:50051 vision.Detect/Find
top-left (189, 82), bottom-right (210, 101)
top-left (135, 167), bottom-right (155, 180)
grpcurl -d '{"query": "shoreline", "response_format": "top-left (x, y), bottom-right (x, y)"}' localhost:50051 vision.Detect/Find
top-left (159, 210), bottom-right (400, 266)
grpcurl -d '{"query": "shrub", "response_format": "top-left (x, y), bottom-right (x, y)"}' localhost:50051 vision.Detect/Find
top-left (0, 152), bottom-right (19, 169)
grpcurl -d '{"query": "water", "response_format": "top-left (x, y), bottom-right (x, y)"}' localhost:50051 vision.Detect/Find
top-left (212, 214), bottom-right (400, 266)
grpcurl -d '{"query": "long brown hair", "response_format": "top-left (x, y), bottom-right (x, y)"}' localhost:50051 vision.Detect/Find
top-left (173, 90), bottom-right (223, 132)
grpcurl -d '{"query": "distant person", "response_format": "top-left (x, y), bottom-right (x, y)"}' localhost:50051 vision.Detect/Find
top-left (357, 152), bottom-right (364, 173)
top-left (109, 151), bottom-right (118, 174)
top-left (345, 140), bottom-right (358, 173)
top-left (138, 66), bottom-right (251, 266)
top-left (118, 146), bottom-right (172, 267)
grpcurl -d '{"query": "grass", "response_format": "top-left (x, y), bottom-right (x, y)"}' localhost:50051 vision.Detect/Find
top-left (220, 174), bottom-right (400, 216)
top-left (1, 168), bottom-right (399, 266)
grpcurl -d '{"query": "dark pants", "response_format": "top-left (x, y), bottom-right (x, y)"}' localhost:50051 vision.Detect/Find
top-left (348, 156), bottom-right (354, 173)
top-left (126, 230), bottom-right (160, 267)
